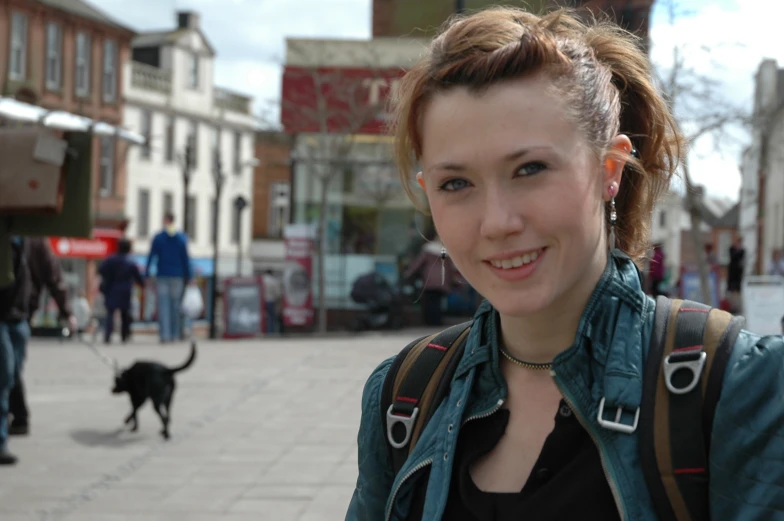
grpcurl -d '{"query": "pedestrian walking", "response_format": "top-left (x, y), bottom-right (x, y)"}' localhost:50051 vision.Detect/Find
top-left (261, 270), bottom-right (282, 334)
top-left (99, 239), bottom-right (144, 344)
top-left (9, 238), bottom-right (74, 439)
top-left (346, 7), bottom-right (784, 520)
top-left (146, 213), bottom-right (192, 344)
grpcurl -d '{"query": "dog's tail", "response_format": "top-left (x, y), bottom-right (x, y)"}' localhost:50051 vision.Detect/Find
top-left (168, 341), bottom-right (197, 374)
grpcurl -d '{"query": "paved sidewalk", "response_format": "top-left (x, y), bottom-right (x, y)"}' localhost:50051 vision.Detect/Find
top-left (0, 331), bottom-right (420, 521)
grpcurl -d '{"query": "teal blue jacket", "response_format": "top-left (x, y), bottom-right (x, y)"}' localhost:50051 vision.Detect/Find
top-left (345, 253), bottom-right (784, 520)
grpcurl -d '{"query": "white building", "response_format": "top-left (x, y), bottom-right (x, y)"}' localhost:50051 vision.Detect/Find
top-left (740, 59), bottom-right (784, 275)
top-left (122, 11), bottom-right (257, 281)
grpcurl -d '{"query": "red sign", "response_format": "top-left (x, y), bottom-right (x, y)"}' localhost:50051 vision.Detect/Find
top-left (282, 225), bottom-right (315, 327)
top-left (49, 229), bottom-right (121, 260)
top-left (281, 66), bottom-right (407, 134)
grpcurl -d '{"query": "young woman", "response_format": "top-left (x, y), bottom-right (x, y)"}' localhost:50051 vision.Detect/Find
top-left (345, 7), bottom-right (784, 521)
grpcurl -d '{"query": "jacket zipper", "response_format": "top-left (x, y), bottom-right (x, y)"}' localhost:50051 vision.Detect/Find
top-left (462, 398), bottom-right (505, 425)
top-left (384, 399), bottom-right (504, 521)
top-left (385, 457), bottom-right (434, 521)
top-left (552, 371), bottom-right (627, 521)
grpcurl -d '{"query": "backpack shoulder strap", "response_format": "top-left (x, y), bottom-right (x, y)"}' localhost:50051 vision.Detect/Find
top-left (381, 321), bottom-right (473, 476)
top-left (640, 296), bottom-right (745, 521)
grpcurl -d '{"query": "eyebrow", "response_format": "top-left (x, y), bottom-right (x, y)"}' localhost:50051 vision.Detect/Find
top-left (428, 146), bottom-right (555, 172)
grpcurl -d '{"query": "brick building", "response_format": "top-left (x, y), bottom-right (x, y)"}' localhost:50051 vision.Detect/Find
top-left (0, 0), bottom-right (136, 323)
top-left (0, 0), bottom-right (135, 229)
top-left (373, 0), bottom-right (655, 47)
top-left (250, 130), bottom-right (293, 273)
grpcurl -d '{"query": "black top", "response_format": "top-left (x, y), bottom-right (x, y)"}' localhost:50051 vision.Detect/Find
top-left (408, 401), bottom-right (621, 520)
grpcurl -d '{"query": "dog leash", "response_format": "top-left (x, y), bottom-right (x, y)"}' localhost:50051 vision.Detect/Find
top-left (62, 327), bottom-right (118, 372)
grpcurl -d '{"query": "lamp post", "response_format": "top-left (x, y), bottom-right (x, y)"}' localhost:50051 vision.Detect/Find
top-left (234, 195), bottom-right (248, 276)
top-left (181, 136), bottom-right (195, 235)
top-left (455, 0), bottom-right (465, 14)
top-left (208, 147), bottom-right (225, 340)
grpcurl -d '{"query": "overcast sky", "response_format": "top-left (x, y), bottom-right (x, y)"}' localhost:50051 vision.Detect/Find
top-left (90, 0), bottom-right (784, 201)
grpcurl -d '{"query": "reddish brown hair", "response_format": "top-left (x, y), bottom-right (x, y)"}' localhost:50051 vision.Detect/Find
top-left (391, 7), bottom-right (683, 263)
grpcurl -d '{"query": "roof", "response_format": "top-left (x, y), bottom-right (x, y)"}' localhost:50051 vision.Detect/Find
top-left (36, 0), bottom-right (134, 33)
top-left (712, 203), bottom-right (740, 229)
top-left (132, 28), bottom-right (216, 55)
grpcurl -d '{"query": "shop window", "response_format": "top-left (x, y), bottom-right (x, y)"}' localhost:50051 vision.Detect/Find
top-left (137, 189), bottom-right (150, 238)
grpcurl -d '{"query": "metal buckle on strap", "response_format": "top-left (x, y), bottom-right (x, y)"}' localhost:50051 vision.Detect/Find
top-left (597, 397), bottom-right (640, 434)
top-left (663, 351), bottom-right (706, 395)
top-left (386, 405), bottom-right (419, 449)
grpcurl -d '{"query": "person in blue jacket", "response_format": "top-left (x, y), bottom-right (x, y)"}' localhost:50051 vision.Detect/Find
top-left (146, 212), bottom-right (191, 344)
top-left (99, 239), bottom-right (143, 344)
top-left (346, 7), bottom-right (784, 521)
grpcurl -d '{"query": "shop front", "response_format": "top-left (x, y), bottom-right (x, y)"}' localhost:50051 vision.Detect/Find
top-left (32, 229), bottom-right (122, 332)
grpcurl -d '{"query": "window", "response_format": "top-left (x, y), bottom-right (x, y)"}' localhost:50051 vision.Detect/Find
top-left (268, 183), bottom-right (290, 238)
top-left (185, 196), bottom-right (197, 240)
top-left (9, 13), bottom-right (28, 81)
top-left (99, 136), bottom-right (115, 195)
top-left (102, 39), bottom-right (117, 102)
top-left (659, 210), bottom-right (666, 228)
top-left (45, 23), bottom-right (62, 90)
top-left (140, 110), bottom-right (152, 159)
top-left (75, 32), bottom-right (91, 96)
top-left (233, 131), bottom-right (242, 174)
top-left (137, 189), bottom-right (150, 238)
top-left (165, 116), bottom-right (175, 162)
top-left (188, 120), bottom-right (198, 168)
top-left (188, 53), bottom-right (200, 88)
top-left (163, 192), bottom-right (173, 216)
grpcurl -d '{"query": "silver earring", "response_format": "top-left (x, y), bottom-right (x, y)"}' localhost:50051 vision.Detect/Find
top-left (608, 186), bottom-right (617, 251)
top-left (440, 247), bottom-right (447, 285)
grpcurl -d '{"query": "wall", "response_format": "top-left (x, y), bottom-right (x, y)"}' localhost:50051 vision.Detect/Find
top-left (253, 131), bottom-right (293, 239)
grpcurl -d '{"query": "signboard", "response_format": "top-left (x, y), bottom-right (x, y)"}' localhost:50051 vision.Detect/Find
top-left (742, 276), bottom-right (784, 336)
top-left (283, 224), bottom-right (316, 327)
top-left (49, 229), bottom-right (121, 260)
top-left (281, 66), bottom-right (406, 134)
top-left (223, 276), bottom-right (265, 339)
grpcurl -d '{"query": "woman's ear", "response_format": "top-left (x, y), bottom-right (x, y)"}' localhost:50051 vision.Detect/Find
top-left (416, 171), bottom-right (426, 191)
top-left (603, 135), bottom-right (632, 198)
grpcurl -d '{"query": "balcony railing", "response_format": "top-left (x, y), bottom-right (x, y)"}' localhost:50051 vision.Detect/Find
top-left (131, 62), bottom-right (171, 93)
top-left (215, 87), bottom-right (252, 114)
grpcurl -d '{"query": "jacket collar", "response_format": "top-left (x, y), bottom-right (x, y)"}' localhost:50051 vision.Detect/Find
top-left (457, 250), bottom-right (651, 411)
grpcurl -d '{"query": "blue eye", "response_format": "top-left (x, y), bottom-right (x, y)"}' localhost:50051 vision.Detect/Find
top-left (516, 162), bottom-right (547, 177)
top-left (438, 178), bottom-right (471, 192)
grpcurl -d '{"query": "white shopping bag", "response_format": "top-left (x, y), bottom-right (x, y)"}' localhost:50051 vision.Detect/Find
top-left (181, 284), bottom-right (204, 319)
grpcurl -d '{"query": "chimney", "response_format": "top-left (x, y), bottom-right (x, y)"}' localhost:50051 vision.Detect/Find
top-left (177, 11), bottom-right (200, 30)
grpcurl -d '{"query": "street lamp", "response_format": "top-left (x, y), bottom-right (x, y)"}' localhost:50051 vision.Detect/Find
top-left (455, 0), bottom-right (465, 14)
top-left (209, 146), bottom-right (225, 340)
top-left (180, 136), bottom-right (195, 235)
top-left (234, 195), bottom-right (249, 276)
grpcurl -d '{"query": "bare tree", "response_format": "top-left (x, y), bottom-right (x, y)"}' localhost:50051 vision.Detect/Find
top-left (654, 0), bottom-right (749, 304)
top-left (281, 43), bottom-right (400, 331)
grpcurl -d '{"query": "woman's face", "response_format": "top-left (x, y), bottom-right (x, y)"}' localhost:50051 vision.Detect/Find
top-left (418, 74), bottom-right (627, 318)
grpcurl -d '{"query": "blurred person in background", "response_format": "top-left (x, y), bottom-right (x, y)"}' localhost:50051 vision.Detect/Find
top-left (99, 239), bottom-right (144, 345)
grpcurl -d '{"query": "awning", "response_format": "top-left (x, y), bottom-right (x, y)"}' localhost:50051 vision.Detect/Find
top-left (0, 97), bottom-right (145, 145)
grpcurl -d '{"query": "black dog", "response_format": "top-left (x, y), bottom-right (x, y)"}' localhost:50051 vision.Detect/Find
top-left (111, 342), bottom-right (196, 439)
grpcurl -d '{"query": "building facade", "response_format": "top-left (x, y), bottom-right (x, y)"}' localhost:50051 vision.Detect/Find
top-left (122, 11), bottom-right (256, 323)
top-left (250, 130), bottom-right (293, 273)
top-left (0, 0), bottom-right (136, 318)
top-left (740, 59), bottom-right (784, 276)
top-left (280, 37), bottom-right (430, 321)
top-left (373, 0), bottom-right (655, 47)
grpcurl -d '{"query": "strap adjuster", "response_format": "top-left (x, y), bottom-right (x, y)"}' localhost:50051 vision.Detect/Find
top-left (597, 397), bottom-right (640, 434)
top-left (386, 405), bottom-right (419, 449)
top-left (663, 350), bottom-right (706, 395)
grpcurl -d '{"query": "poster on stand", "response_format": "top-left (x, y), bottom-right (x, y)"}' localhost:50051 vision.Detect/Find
top-left (742, 276), bottom-right (784, 336)
top-left (283, 224), bottom-right (316, 328)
